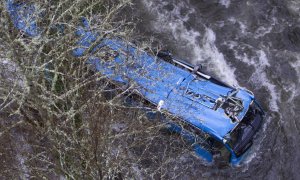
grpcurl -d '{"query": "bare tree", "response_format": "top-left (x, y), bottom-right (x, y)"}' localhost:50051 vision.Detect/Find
top-left (0, 0), bottom-right (148, 178)
top-left (0, 0), bottom-right (208, 179)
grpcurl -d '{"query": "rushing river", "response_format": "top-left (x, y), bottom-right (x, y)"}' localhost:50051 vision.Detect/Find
top-left (2, 0), bottom-right (300, 179)
top-left (132, 0), bottom-right (300, 179)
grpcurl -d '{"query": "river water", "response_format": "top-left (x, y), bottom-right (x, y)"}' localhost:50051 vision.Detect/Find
top-left (131, 0), bottom-right (300, 179)
top-left (2, 0), bottom-right (300, 179)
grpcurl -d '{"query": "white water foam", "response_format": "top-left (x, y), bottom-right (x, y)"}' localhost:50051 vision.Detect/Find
top-left (219, 0), bottom-right (231, 8)
top-left (226, 42), bottom-right (280, 112)
top-left (238, 21), bottom-right (248, 35)
top-left (287, 0), bottom-right (300, 20)
top-left (252, 51), bottom-right (279, 111)
top-left (290, 53), bottom-right (300, 84)
top-left (142, 0), bottom-right (238, 86)
top-left (254, 17), bottom-right (278, 38)
top-left (200, 28), bottom-right (238, 85)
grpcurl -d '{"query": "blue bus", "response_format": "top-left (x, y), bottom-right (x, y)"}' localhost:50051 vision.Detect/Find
top-left (6, 0), bottom-right (265, 165)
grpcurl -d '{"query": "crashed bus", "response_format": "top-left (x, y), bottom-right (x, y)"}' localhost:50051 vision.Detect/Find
top-left (6, 0), bottom-right (265, 165)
